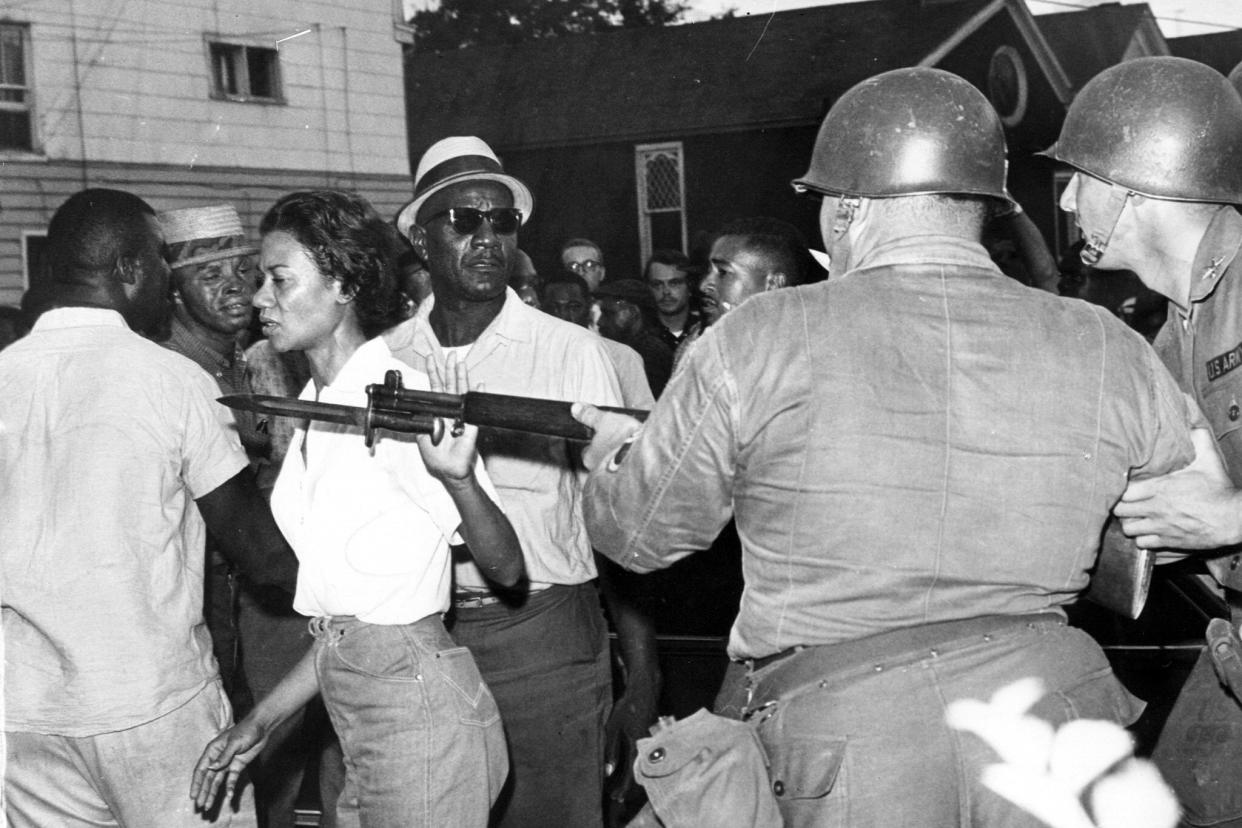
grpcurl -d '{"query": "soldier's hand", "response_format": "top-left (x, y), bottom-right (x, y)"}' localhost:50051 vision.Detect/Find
top-left (570, 403), bottom-right (643, 472)
top-left (1115, 427), bottom-right (1242, 549)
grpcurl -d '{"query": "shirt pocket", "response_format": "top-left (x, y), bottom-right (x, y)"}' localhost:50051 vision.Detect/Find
top-left (1200, 379), bottom-right (1242, 468)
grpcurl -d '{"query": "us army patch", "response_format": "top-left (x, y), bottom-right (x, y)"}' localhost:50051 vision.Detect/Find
top-left (1207, 343), bottom-right (1242, 381)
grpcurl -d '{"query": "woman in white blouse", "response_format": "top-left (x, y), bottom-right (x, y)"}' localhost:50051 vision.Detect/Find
top-left (191, 190), bottom-right (523, 827)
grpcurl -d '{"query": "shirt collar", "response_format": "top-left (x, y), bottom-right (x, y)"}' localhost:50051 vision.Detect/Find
top-left (301, 336), bottom-right (393, 402)
top-left (1188, 206), bottom-right (1242, 305)
top-left (850, 234), bottom-right (996, 274)
top-left (32, 307), bottom-right (128, 332)
top-left (165, 315), bottom-right (240, 375)
top-left (397, 287), bottom-right (532, 361)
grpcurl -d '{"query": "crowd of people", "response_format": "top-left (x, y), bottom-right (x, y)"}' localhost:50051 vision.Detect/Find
top-left (5, 55), bottom-right (1242, 828)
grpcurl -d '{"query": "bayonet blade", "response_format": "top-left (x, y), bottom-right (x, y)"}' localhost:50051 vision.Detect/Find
top-left (218, 395), bottom-right (368, 429)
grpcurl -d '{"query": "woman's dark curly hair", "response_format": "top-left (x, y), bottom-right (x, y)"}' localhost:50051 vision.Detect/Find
top-left (259, 190), bottom-right (407, 337)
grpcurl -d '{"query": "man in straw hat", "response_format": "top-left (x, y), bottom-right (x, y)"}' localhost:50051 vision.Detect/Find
top-left (2, 189), bottom-right (296, 827)
top-left (157, 203), bottom-right (338, 828)
top-left (386, 136), bottom-right (660, 827)
top-left (571, 67), bottom-right (1201, 826)
top-left (158, 203), bottom-right (267, 707)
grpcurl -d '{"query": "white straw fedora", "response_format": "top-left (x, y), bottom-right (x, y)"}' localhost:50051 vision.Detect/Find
top-left (394, 136), bottom-right (534, 238)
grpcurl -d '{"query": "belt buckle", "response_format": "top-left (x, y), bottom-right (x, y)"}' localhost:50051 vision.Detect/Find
top-left (453, 593), bottom-right (497, 609)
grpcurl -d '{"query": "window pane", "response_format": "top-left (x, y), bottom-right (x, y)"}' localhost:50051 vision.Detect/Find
top-left (210, 43), bottom-right (240, 96)
top-left (246, 48), bottom-right (277, 98)
top-left (649, 211), bottom-right (683, 253)
top-left (0, 27), bottom-right (24, 87)
top-left (0, 110), bottom-right (31, 150)
top-left (645, 153), bottom-right (682, 210)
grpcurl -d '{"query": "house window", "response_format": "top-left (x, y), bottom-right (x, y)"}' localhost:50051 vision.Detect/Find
top-left (635, 142), bottom-right (687, 264)
top-left (208, 40), bottom-right (282, 103)
top-left (0, 23), bottom-right (33, 151)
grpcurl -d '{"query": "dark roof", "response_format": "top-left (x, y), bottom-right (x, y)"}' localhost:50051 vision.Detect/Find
top-left (405, 0), bottom-right (997, 152)
top-left (1036, 3), bottom-right (1159, 92)
top-left (1167, 29), bottom-right (1242, 76)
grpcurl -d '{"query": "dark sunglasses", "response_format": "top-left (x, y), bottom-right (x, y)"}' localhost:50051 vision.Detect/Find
top-left (426, 207), bottom-right (522, 236)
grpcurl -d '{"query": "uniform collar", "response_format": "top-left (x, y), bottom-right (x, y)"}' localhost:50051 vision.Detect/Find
top-left (848, 234), bottom-right (996, 274)
top-left (1188, 207), bottom-right (1242, 306)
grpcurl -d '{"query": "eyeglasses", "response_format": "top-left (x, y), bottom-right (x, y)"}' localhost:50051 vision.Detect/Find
top-left (567, 259), bottom-right (602, 274)
top-left (426, 207), bottom-right (522, 236)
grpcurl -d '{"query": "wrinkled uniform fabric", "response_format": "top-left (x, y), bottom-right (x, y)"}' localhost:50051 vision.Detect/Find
top-left (586, 236), bottom-right (1195, 827)
top-left (1150, 206), bottom-right (1242, 823)
top-left (271, 337), bottom-right (506, 825)
top-left (386, 288), bottom-right (622, 828)
top-left (1, 308), bottom-right (254, 826)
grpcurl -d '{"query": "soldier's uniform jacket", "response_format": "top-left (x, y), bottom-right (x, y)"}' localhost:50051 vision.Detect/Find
top-left (1153, 206), bottom-right (1242, 589)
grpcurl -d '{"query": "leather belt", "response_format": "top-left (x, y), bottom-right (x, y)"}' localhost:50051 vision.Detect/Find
top-left (750, 645), bottom-right (806, 672)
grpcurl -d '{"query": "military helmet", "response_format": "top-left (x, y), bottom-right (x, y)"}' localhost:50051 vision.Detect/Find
top-left (1045, 57), bottom-right (1242, 204)
top-left (792, 67), bottom-right (1008, 201)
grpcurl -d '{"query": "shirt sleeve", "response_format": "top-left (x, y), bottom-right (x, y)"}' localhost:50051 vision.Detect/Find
top-left (1129, 342), bottom-right (1196, 481)
top-left (583, 326), bottom-right (737, 573)
top-left (180, 368), bottom-right (249, 499)
top-left (567, 333), bottom-right (624, 408)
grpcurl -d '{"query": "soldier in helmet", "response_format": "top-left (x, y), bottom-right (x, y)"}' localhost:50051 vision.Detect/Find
top-left (1051, 56), bottom-right (1242, 822)
top-left (567, 67), bottom-right (1199, 826)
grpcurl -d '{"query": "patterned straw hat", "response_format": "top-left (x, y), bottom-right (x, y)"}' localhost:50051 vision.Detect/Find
top-left (394, 136), bottom-right (534, 238)
top-left (157, 204), bottom-right (258, 270)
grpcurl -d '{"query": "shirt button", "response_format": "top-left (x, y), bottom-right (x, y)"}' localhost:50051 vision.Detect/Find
top-left (648, 747), bottom-right (666, 763)
top-left (1230, 404), bottom-right (1240, 421)
top-left (772, 780), bottom-right (785, 796)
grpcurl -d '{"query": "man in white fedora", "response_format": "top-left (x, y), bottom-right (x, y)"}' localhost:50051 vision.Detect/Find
top-left (387, 136), bottom-right (657, 828)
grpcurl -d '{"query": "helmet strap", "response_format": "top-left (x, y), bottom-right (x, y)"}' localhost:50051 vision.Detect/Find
top-left (829, 196), bottom-right (861, 247)
top-left (1080, 184), bottom-right (1133, 266)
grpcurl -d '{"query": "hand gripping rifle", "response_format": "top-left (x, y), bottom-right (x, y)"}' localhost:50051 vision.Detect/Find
top-left (220, 369), bottom-right (649, 448)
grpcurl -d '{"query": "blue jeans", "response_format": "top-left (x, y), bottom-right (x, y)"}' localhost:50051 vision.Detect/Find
top-left (745, 614), bottom-right (1142, 828)
top-left (448, 582), bottom-right (612, 828)
top-left (310, 614), bottom-right (507, 828)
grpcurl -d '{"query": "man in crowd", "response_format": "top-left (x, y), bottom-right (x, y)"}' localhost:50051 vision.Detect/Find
top-left (561, 236), bottom-right (607, 290)
top-left (674, 216), bottom-right (808, 366)
top-left (644, 249), bottom-right (702, 351)
top-left (158, 204), bottom-right (267, 711)
top-left (543, 272), bottom-right (655, 410)
top-left (699, 216), bottom-right (807, 325)
top-left (1051, 56), bottom-right (1242, 820)
top-left (157, 203), bottom-right (336, 828)
top-left (386, 136), bottom-right (655, 828)
top-left (2, 188), bottom-right (296, 827)
top-left (570, 68), bottom-right (1199, 826)
top-left (594, 279), bottom-right (674, 398)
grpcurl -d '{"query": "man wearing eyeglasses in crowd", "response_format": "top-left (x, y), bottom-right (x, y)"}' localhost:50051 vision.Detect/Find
top-left (561, 237), bottom-right (608, 291)
top-left (385, 136), bottom-right (644, 828)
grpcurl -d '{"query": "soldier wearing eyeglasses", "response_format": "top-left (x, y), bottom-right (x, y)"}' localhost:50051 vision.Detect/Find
top-left (386, 136), bottom-right (660, 828)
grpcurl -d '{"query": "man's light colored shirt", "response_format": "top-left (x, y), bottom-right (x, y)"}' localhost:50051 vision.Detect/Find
top-left (385, 288), bottom-right (623, 590)
top-left (272, 337), bottom-right (494, 624)
top-left (0, 308), bottom-right (247, 735)
top-left (586, 236), bottom-right (1196, 659)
